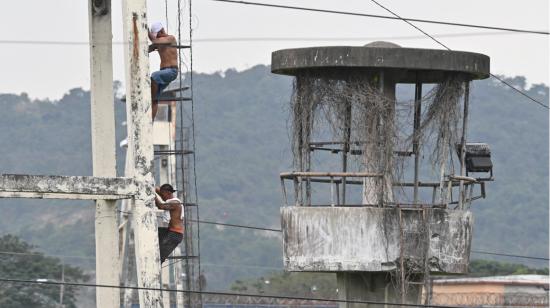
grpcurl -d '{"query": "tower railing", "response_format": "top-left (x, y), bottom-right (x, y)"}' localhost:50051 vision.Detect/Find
top-left (280, 172), bottom-right (484, 208)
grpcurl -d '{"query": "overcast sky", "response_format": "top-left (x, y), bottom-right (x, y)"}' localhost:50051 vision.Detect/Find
top-left (0, 0), bottom-right (548, 99)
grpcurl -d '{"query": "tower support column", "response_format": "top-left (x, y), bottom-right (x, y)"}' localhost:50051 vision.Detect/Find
top-left (337, 272), bottom-right (421, 308)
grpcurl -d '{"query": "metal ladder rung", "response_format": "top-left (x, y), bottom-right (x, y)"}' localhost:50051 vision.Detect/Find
top-left (151, 44), bottom-right (191, 49)
top-left (154, 150), bottom-right (194, 155)
top-left (166, 255), bottom-right (198, 260)
top-left (163, 86), bottom-right (190, 94)
top-left (157, 96), bottom-right (192, 102)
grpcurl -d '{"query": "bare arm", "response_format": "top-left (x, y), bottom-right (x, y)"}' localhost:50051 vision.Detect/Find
top-left (151, 35), bottom-right (176, 46)
top-left (157, 200), bottom-right (180, 211)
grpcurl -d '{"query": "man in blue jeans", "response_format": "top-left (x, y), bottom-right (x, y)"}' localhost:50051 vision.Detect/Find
top-left (148, 22), bottom-right (178, 120)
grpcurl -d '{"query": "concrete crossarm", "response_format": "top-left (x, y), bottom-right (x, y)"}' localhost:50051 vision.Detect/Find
top-left (0, 174), bottom-right (138, 200)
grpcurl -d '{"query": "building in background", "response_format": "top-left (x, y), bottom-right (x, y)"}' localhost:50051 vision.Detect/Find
top-left (431, 275), bottom-right (549, 306)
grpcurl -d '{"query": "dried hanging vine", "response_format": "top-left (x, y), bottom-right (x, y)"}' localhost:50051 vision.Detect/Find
top-left (289, 72), bottom-right (467, 303)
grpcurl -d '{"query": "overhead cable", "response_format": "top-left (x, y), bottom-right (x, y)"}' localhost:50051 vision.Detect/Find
top-left (367, 0), bottom-right (549, 109)
top-left (0, 31), bottom-right (534, 46)
top-left (115, 212), bottom-right (550, 262)
top-left (471, 250), bottom-right (549, 261)
top-left (210, 0), bottom-right (549, 35)
top-left (0, 277), bottom-right (485, 308)
top-left (208, 0), bottom-right (548, 108)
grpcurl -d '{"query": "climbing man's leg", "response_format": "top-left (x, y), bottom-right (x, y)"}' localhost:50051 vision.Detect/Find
top-left (159, 230), bottom-right (183, 263)
top-left (151, 68), bottom-right (178, 120)
top-left (151, 78), bottom-right (159, 120)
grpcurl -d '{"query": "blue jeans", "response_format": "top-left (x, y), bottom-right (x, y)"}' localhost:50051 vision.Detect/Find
top-left (151, 67), bottom-right (178, 100)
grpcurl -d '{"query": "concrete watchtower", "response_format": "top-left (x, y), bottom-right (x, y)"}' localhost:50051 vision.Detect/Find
top-left (272, 43), bottom-right (492, 306)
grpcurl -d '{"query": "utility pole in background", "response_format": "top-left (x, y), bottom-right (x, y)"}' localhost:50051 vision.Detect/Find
top-left (88, 0), bottom-right (120, 306)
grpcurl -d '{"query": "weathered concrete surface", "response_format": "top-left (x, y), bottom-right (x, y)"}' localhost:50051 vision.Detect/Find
top-left (121, 0), bottom-right (163, 305)
top-left (0, 174), bottom-right (137, 199)
top-left (281, 207), bottom-right (472, 274)
top-left (88, 0), bottom-right (120, 306)
top-left (271, 46), bottom-right (490, 83)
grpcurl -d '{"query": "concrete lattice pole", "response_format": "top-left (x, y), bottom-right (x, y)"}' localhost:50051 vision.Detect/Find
top-left (121, 0), bottom-right (164, 306)
top-left (88, 1), bottom-right (120, 307)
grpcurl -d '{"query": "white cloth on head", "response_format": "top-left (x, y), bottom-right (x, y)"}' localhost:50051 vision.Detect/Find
top-left (161, 197), bottom-right (184, 224)
top-left (150, 21), bottom-right (164, 38)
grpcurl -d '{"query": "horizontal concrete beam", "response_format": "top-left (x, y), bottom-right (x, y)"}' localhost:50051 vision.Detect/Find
top-left (0, 174), bottom-right (138, 200)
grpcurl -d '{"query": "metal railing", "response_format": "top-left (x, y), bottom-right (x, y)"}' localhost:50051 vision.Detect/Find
top-left (280, 172), bottom-right (485, 208)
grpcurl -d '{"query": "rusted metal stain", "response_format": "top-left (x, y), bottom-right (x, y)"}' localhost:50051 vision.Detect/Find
top-left (132, 13), bottom-right (139, 60)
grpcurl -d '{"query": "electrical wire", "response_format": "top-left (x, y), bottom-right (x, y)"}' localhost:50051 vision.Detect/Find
top-left (470, 250), bottom-right (549, 261)
top-left (367, 0), bottom-right (549, 109)
top-left (187, 0), bottom-right (205, 297)
top-left (0, 277), bottom-right (487, 308)
top-left (0, 31), bottom-right (534, 46)
top-left (193, 219), bottom-right (282, 232)
top-left (208, 0), bottom-right (548, 109)
top-left (210, 0), bottom-right (549, 35)
top-left (116, 209), bottom-right (549, 262)
top-left (0, 251), bottom-right (95, 260)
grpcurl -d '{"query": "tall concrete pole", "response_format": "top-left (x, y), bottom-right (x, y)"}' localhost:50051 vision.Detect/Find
top-left (121, 0), bottom-right (163, 306)
top-left (88, 1), bottom-right (120, 307)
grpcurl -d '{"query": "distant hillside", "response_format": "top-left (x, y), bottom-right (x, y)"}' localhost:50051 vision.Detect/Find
top-left (0, 65), bottom-right (547, 291)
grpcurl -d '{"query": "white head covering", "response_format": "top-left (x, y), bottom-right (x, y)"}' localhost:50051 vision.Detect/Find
top-left (150, 21), bottom-right (164, 38)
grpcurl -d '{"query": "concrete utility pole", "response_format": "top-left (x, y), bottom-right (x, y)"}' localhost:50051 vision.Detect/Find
top-left (121, 0), bottom-right (163, 306)
top-left (88, 0), bottom-right (120, 307)
top-left (0, 0), bottom-right (165, 307)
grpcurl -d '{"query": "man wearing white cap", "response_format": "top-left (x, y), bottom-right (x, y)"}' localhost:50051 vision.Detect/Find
top-left (148, 21), bottom-right (178, 120)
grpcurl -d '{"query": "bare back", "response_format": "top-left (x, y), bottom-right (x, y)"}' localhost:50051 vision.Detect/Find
top-left (167, 201), bottom-right (184, 231)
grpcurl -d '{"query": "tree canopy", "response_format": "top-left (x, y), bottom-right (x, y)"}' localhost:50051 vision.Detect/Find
top-left (0, 235), bottom-right (89, 308)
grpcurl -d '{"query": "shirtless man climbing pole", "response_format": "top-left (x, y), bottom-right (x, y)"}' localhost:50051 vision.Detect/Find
top-left (148, 21), bottom-right (178, 120)
top-left (155, 183), bottom-right (184, 263)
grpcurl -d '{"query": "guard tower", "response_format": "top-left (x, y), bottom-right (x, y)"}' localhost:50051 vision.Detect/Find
top-left (273, 42), bottom-right (493, 306)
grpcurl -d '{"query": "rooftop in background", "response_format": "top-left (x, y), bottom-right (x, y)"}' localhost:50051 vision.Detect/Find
top-left (434, 274), bottom-right (549, 287)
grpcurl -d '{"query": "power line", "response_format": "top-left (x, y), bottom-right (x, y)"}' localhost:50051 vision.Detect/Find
top-left (367, 0), bottom-right (549, 110)
top-left (0, 31), bottom-right (532, 46)
top-left (194, 219), bottom-right (282, 232)
top-left (0, 251), bottom-right (95, 260)
top-left (210, 0), bottom-right (549, 35)
top-left (209, 0), bottom-right (548, 108)
top-left (117, 211), bottom-right (550, 262)
top-left (471, 250), bottom-right (550, 261)
top-left (489, 74), bottom-right (549, 109)
top-left (118, 210), bottom-right (280, 232)
top-left (0, 249), bottom-right (281, 270)
top-left (1, 247), bottom-right (545, 272)
top-left (0, 277), bottom-right (487, 308)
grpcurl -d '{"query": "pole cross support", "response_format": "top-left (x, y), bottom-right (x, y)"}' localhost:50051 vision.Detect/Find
top-left (0, 174), bottom-right (139, 200)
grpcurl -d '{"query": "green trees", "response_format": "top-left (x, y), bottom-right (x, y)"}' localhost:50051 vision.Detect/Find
top-left (0, 235), bottom-right (89, 308)
top-left (469, 259), bottom-right (549, 277)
